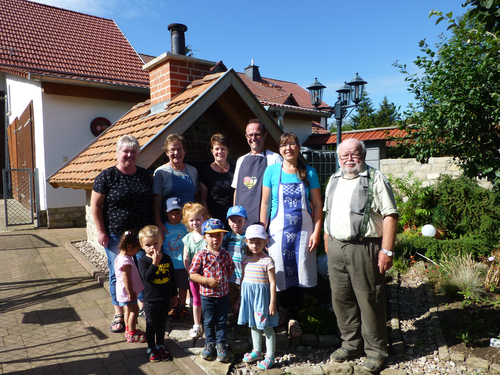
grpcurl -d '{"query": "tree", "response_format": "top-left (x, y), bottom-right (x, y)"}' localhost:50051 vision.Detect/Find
top-left (394, 12), bottom-right (500, 186)
top-left (345, 91), bottom-right (375, 130)
top-left (371, 97), bottom-right (401, 128)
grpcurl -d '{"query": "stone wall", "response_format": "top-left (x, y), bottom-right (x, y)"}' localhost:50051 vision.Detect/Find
top-left (380, 157), bottom-right (492, 189)
top-left (47, 206), bottom-right (86, 228)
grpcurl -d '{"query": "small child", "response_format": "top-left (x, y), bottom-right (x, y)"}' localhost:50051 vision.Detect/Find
top-left (138, 225), bottom-right (178, 362)
top-left (238, 224), bottom-right (279, 370)
top-left (162, 197), bottom-right (189, 321)
top-left (223, 206), bottom-right (248, 333)
top-left (189, 219), bottom-right (235, 363)
top-left (181, 203), bottom-right (209, 339)
top-left (115, 230), bottom-right (146, 343)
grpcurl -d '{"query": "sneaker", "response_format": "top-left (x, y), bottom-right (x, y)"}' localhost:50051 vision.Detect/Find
top-left (362, 356), bottom-right (386, 373)
top-left (216, 343), bottom-right (228, 363)
top-left (157, 346), bottom-right (170, 361)
top-left (201, 342), bottom-right (215, 361)
top-left (179, 308), bottom-right (190, 322)
top-left (168, 308), bottom-right (178, 321)
top-left (149, 348), bottom-right (161, 363)
top-left (330, 347), bottom-right (361, 362)
top-left (188, 324), bottom-right (203, 339)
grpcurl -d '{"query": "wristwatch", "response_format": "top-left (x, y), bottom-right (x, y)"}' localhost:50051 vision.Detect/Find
top-left (381, 249), bottom-right (394, 257)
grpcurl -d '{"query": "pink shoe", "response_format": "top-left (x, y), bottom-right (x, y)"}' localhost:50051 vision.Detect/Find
top-left (127, 329), bottom-right (146, 343)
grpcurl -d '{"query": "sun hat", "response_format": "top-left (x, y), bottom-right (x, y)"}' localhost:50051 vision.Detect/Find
top-left (201, 218), bottom-right (229, 235)
top-left (226, 205), bottom-right (248, 219)
top-left (245, 224), bottom-right (267, 240)
top-left (165, 197), bottom-right (183, 212)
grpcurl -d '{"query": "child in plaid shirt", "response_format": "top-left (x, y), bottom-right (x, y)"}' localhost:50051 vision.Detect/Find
top-left (189, 218), bottom-right (235, 363)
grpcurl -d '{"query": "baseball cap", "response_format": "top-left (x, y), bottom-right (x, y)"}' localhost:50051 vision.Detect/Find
top-left (201, 218), bottom-right (229, 235)
top-left (165, 197), bottom-right (182, 212)
top-left (226, 205), bottom-right (248, 219)
top-left (245, 224), bottom-right (267, 240)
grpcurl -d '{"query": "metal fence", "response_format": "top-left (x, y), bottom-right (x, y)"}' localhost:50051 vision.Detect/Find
top-left (301, 150), bottom-right (337, 186)
top-left (2, 169), bottom-right (34, 226)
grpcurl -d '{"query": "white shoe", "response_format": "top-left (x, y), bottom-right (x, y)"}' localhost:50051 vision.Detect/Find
top-left (188, 325), bottom-right (203, 339)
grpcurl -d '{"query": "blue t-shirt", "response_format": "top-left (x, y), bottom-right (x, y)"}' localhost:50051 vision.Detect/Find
top-left (162, 222), bottom-right (188, 269)
top-left (262, 163), bottom-right (320, 219)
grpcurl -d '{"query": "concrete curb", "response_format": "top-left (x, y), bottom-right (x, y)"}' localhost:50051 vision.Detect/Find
top-left (63, 240), bottom-right (208, 375)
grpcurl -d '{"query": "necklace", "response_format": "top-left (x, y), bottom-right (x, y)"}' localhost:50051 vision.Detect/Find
top-left (213, 162), bottom-right (228, 173)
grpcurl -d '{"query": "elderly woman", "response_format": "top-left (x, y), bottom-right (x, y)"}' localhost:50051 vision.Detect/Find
top-left (260, 132), bottom-right (322, 339)
top-left (152, 133), bottom-right (199, 234)
top-left (91, 135), bottom-right (153, 333)
top-left (199, 134), bottom-right (235, 227)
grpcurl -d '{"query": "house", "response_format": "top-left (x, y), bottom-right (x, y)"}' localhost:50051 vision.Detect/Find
top-left (0, 0), bottom-right (150, 227)
top-left (303, 125), bottom-right (407, 170)
top-left (47, 23), bottom-right (327, 248)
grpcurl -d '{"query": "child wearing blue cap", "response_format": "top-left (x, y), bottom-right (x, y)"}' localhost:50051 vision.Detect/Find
top-left (162, 197), bottom-right (188, 321)
top-left (189, 218), bottom-right (235, 363)
top-left (223, 206), bottom-right (248, 334)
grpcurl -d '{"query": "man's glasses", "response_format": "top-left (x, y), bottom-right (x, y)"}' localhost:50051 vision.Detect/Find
top-left (338, 153), bottom-right (362, 160)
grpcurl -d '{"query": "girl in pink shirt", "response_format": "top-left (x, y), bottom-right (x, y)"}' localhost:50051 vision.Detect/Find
top-left (115, 230), bottom-right (146, 343)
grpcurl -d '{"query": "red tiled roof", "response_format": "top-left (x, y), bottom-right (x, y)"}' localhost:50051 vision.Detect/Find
top-left (237, 73), bottom-right (325, 111)
top-left (139, 53), bottom-right (156, 65)
top-left (303, 126), bottom-right (407, 146)
top-left (0, 0), bottom-right (149, 88)
top-left (312, 121), bottom-right (330, 134)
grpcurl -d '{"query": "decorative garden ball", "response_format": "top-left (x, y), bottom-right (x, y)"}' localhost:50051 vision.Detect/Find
top-left (421, 224), bottom-right (436, 237)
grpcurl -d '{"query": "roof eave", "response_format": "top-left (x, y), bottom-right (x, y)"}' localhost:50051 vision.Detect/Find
top-left (28, 73), bottom-right (149, 93)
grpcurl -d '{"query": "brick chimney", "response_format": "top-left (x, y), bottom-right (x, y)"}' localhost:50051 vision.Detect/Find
top-left (143, 23), bottom-right (216, 106)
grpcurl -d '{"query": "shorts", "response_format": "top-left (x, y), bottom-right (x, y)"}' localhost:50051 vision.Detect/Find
top-left (175, 268), bottom-right (189, 290)
top-left (118, 299), bottom-right (138, 307)
top-left (189, 280), bottom-right (202, 307)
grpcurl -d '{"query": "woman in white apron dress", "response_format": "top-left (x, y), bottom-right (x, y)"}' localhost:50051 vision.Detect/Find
top-left (260, 132), bottom-right (323, 338)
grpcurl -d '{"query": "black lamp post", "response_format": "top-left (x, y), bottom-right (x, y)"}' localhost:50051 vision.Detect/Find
top-left (307, 73), bottom-right (367, 169)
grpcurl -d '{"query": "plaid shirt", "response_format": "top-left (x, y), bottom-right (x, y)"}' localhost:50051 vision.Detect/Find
top-left (189, 247), bottom-right (235, 297)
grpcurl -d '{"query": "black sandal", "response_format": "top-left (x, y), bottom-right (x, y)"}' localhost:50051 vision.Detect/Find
top-left (110, 313), bottom-right (124, 333)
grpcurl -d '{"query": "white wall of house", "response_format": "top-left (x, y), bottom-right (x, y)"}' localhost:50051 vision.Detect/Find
top-left (41, 94), bottom-right (136, 210)
top-left (5, 73), bottom-right (138, 211)
top-left (282, 118), bottom-right (312, 145)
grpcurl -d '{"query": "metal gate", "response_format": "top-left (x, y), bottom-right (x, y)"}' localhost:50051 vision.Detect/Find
top-left (2, 169), bottom-right (34, 226)
top-left (301, 150), bottom-right (337, 186)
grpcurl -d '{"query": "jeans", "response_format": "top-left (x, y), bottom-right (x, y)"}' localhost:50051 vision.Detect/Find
top-left (105, 234), bottom-right (122, 306)
top-left (201, 295), bottom-right (229, 345)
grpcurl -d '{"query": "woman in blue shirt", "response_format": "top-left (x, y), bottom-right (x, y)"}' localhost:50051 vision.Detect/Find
top-left (260, 132), bottom-right (322, 339)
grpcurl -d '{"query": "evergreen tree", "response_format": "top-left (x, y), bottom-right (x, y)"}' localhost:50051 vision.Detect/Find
top-left (346, 92), bottom-right (375, 130)
top-left (371, 97), bottom-right (401, 128)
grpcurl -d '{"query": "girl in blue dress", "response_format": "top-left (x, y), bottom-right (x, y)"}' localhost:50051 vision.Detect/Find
top-left (237, 224), bottom-right (279, 370)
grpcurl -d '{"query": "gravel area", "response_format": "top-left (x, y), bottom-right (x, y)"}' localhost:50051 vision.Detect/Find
top-left (73, 240), bottom-right (485, 374)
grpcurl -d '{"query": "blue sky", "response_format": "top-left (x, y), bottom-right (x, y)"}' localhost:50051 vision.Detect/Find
top-left (34, 0), bottom-right (469, 118)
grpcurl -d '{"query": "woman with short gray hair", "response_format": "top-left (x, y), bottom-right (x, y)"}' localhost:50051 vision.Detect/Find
top-left (91, 134), bottom-right (153, 333)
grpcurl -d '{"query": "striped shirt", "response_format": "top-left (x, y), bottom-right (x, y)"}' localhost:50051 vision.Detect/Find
top-left (241, 255), bottom-right (275, 285)
top-left (189, 247), bottom-right (235, 297)
top-left (224, 232), bottom-right (245, 285)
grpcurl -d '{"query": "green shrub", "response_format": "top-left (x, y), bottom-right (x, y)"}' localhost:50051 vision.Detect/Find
top-left (394, 235), bottom-right (493, 262)
top-left (433, 175), bottom-right (500, 244)
top-left (388, 172), bottom-right (434, 232)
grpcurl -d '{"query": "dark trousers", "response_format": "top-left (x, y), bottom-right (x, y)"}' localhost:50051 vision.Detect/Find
top-left (143, 299), bottom-right (170, 349)
top-left (327, 236), bottom-right (388, 359)
top-left (201, 295), bottom-right (229, 345)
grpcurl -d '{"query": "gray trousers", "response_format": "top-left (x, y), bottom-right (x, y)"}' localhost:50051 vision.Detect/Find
top-left (327, 236), bottom-right (388, 359)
